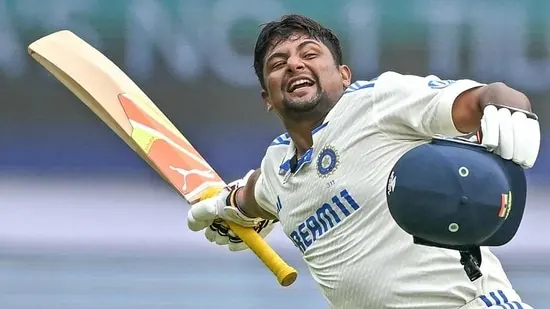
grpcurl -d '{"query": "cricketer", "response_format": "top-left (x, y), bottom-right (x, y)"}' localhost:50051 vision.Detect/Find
top-left (187, 15), bottom-right (541, 309)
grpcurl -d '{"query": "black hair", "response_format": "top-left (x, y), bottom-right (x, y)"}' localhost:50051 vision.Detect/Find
top-left (253, 14), bottom-right (344, 89)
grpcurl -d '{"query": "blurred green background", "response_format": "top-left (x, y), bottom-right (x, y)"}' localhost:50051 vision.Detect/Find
top-left (0, 0), bottom-right (548, 308)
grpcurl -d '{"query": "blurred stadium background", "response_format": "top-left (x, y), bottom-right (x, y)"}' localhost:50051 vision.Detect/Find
top-left (1, 0), bottom-right (549, 308)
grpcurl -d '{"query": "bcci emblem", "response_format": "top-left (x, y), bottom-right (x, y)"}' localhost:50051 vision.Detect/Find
top-left (317, 146), bottom-right (339, 177)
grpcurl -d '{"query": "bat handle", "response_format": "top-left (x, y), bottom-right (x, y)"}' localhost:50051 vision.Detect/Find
top-left (198, 186), bottom-right (298, 286)
top-left (227, 222), bottom-right (298, 286)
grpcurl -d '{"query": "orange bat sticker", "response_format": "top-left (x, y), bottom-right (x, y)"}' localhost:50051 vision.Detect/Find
top-left (117, 93), bottom-right (225, 202)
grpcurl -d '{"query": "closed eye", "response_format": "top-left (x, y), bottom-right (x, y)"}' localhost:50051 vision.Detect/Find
top-left (303, 53), bottom-right (317, 60)
top-left (272, 60), bottom-right (286, 70)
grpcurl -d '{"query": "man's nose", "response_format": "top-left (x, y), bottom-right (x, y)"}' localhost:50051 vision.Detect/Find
top-left (286, 56), bottom-right (305, 72)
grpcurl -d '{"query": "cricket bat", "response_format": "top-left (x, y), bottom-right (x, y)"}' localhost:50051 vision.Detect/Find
top-left (28, 30), bottom-right (297, 287)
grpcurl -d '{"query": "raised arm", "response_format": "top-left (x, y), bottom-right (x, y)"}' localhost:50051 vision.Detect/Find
top-left (372, 72), bottom-right (540, 169)
top-left (451, 82), bottom-right (539, 168)
top-left (451, 82), bottom-right (532, 134)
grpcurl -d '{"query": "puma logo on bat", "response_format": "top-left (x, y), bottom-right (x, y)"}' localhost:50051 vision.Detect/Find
top-left (169, 166), bottom-right (215, 190)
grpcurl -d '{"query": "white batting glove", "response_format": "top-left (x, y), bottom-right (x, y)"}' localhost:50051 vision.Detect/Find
top-left (479, 104), bottom-right (541, 169)
top-left (187, 170), bottom-right (277, 251)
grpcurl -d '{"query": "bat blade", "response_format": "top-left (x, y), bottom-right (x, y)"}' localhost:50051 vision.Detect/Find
top-left (28, 30), bottom-right (297, 286)
top-left (117, 93), bottom-right (225, 203)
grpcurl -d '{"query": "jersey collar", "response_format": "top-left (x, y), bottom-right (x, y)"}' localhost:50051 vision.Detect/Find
top-left (278, 121), bottom-right (329, 176)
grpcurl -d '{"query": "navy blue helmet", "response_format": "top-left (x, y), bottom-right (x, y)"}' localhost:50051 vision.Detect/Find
top-left (386, 136), bottom-right (527, 252)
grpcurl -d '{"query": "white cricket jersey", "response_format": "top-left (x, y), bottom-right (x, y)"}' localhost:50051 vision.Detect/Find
top-left (254, 72), bottom-right (519, 308)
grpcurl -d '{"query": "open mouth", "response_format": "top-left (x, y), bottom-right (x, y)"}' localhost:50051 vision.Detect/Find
top-left (287, 77), bottom-right (315, 93)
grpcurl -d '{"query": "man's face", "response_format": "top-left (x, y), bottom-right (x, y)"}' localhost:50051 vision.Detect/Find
top-left (261, 34), bottom-right (351, 118)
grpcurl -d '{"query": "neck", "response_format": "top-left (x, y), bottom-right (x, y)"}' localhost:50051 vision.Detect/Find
top-left (282, 90), bottom-right (344, 156)
top-left (283, 109), bottom-right (329, 157)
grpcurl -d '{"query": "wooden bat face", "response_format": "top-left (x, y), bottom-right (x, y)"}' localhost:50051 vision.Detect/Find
top-left (28, 30), bottom-right (298, 286)
top-left (27, 30), bottom-right (225, 203)
top-left (118, 93), bottom-right (225, 203)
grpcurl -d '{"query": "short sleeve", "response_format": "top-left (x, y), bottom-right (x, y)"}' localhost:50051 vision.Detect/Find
top-left (254, 155), bottom-right (279, 218)
top-left (373, 71), bottom-right (485, 139)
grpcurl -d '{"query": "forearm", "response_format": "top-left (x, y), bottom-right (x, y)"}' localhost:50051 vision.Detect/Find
top-left (234, 169), bottom-right (277, 220)
top-left (478, 82), bottom-right (531, 112)
top-left (453, 82), bottom-right (532, 133)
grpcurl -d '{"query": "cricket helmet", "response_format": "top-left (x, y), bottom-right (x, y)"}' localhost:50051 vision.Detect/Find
top-left (385, 136), bottom-right (527, 251)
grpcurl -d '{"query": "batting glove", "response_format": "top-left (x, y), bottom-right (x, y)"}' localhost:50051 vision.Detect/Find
top-left (187, 170), bottom-right (277, 251)
top-left (478, 104), bottom-right (540, 169)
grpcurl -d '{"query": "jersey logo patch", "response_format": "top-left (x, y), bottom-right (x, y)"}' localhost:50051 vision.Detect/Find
top-left (428, 79), bottom-right (455, 89)
top-left (317, 146), bottom-right (339, 177)
top-left (387, 170), bottom-right (397, 196)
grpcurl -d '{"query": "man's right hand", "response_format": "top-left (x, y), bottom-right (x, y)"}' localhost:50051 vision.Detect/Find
top-left (187, 170), bottom-right (278, 251)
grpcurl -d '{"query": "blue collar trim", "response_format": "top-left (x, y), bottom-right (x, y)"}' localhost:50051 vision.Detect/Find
top-left (278, 122), bottom-right (329, 175)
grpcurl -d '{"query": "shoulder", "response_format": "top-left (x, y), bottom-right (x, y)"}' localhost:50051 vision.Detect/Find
top-left (343, 79), bottom-right (377, 94)
top-left (266, 132), bottom-right (291, 162)
top-left (339, 78), bottom-right (378, 108)
top-left (375, 71), bottom-right (457, 90)
top-left (262, 132), bottom-right (290, 171)
top-left (269, 131), bottom-right (291, 147)
top-left (342, 71), bottom-right (414, 97)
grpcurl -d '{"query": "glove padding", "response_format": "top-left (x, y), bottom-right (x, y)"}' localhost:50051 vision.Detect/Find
top-left (479, 104), bottom-right (540, 169)
top-left (206, 217), bottom-right (277, 251)
top-left (187, 170), bottom-right (278, 251)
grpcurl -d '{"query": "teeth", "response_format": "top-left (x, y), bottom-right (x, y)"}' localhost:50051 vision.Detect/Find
top-left (290, 79), bottom-right (312, 91)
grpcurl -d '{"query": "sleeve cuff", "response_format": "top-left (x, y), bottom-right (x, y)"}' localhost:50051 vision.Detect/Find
top-left (435, 80), bottom-right (486, 137)
top-left (254, 172), bottom-right (279, 218)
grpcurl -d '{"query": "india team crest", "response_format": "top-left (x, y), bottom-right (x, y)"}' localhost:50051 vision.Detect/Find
top-left (317, 145), bottom-right (339, 177)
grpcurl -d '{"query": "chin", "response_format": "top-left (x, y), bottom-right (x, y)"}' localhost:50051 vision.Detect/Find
top-left (284, 98), bottom-right (319, 112)
top-left (284, 92), bottom-right (322, 110)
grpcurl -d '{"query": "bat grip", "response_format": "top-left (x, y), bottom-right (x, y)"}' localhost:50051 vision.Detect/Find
top-left (227, 222), bottom-right (298, 286)
top-left (198, 186), bottom-right (298, 286)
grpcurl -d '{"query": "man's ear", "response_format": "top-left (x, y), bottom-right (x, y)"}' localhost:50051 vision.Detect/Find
top-left (261, 89), bottom-right (273, 112)
top-left (340, 64), bottom-right (352, 88)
